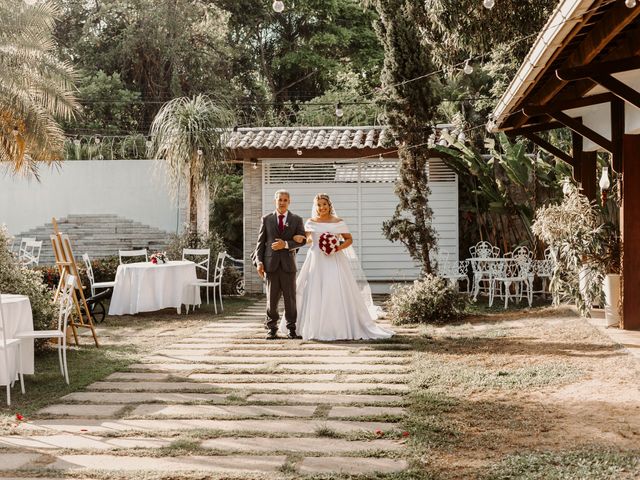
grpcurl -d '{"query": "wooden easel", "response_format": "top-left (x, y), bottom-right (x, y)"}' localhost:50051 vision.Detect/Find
top-left (51, 218), bottom-right (99, 347)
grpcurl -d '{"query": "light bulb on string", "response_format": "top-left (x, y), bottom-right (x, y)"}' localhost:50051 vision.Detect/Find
top-left (335, 102), bottom-right (344, 118)
top-left (197, 149), bottom-right (203, 157)
top-left (272, 1), bottom-right (285, 13)
top-left (251, 160), bottom-right (258, 170)
top-left (457, 132), bottom-right (466, 143)
top-left (599, 166), bottom-right (610, 190)
top-left (289, 163), bottom-right (294, 171)
top-left (625, 0), bottom-right (637, 7)
top-left (483, 0), bottom-right (495, 9)
top-left (463, 59), bottom-right (473, 75)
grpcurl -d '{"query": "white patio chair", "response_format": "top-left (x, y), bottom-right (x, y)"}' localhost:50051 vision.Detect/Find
top-left (119, 249), bottom-right (148, 264)
top-left (469, 241), bottom-right (500, 298)
top-left (82, 253), bottom-right (116, 297)
top-left (182, 247), bottom-right (211, 303)
top-left (433, 253), bottom-right (470, 293)
top-left (19, 240), bottom-right (43, 267)
top-left (15, 274), bottom-right (76, 385)
top-left (505, 246), bottom-right (535, 300)
top-left (186, 251), bottom-right (226, 314)
top-left (17, 237), bottom-right (35, 258)
top-left (0, 294), bottom-right (25, 405)
top-left (488, 258), bottom-right (533, 309)
top-left (533, 247), bottom-right (555, 297)
top-left (469, 241), bottom-right (500, 259)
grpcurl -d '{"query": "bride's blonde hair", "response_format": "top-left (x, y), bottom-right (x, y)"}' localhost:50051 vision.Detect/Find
top-left (313, 193), bottom-right (335, 216)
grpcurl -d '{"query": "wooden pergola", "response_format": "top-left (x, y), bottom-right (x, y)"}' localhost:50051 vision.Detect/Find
top-left (492, 0), bottom-right (640, 329)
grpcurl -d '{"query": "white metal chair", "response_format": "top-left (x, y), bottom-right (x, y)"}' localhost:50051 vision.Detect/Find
top-left (0, 294), bottom-right (25, 405)
top-left (433, 253), bottom-right (470, 293)
top-left (185, 251), bottom-right (226, 314)
top-left (469, 241), bottom-right (500, 259)
top-left (183, 247), bottom-right (211, 302)
top-left (15, 274), bottom-right (76, 385)
top-left (534, 247), bottom-right (555, 297)
top-left (488, 258), bottom-right (533, 309)
top-left (469, 241), bottom-right (500, 298)
top-left (17, 237), bottom-right (35, 258)
top-left (82, 253), bottom-right (116, 296)
top-left (505, 246), bottom-right (535, 300)
top-left (19, 240), bottom-right (42, 267)
top-left (119, 249), bottom-right (148, 264)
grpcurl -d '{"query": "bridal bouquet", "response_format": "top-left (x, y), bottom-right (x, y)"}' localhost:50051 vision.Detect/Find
top-left (318, 232), bottom-right (339, 255)
top-left (150, 251), bottom-right (168, 264)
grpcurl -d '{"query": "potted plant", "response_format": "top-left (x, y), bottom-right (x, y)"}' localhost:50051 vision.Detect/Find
top-left (598, 223), bottom-right (621, 326)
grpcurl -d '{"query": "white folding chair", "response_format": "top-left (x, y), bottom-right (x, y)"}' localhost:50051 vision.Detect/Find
top-left (119, 249), bottom-right (148, 264)
top-left (15, 274), bottom-right (76, 385)
top-left (186, 251), bottom-right (225, 314)
top-left (0, 294), bottom-right (25, 405)
top-left (17, 237), bottom-right (35, 258)
top-left (19, 240), bottom-right (42, 267)
top-left (82, 253), bottom-right (116, 296)
top-left (183, 248), bottom-right (210, 304)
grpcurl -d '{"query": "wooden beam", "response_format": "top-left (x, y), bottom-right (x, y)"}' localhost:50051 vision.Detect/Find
top-left (509, 5), bottom-right (640, 130)
top-left (522, 132), bottom-right (574, 166)
top-left (556, 55), bottom-right (640, 81)
top-left (593, 74), bottom-right (640, 110)
top-left (622, 134), bottom-right (640, 330)
top-left (522, 92), bottom-right (615, 117)
top-left (611, 98), bottom-right (625, 173)
top-left (509, 121), bottom-right (564, 136)
top-left (549, 111), bottom-right (613, 152)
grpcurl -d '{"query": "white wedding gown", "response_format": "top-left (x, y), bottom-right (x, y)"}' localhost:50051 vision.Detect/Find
top-left (280, 220), bottom-right (394, 341)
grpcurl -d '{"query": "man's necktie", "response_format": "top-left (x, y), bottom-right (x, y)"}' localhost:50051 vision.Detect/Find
top-left (278, 214), bottom-right (285, 233)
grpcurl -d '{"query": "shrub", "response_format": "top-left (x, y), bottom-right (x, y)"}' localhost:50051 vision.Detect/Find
top-left (386, 274), bottom-right (466, 325)
top-left (165, 227), bottom-right (225, 268)
top-left (0, 226), bottom-right (57, 345)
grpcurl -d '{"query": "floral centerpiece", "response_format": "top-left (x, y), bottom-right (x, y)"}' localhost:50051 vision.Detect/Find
top-left (318, 232), bottom-right (339, 256)
top-left (150, 251), bottom-right (168, 264)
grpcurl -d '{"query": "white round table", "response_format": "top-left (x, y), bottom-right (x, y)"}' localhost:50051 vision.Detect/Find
top-left (0, 294), bottom-right (34, 386)
top-left (108, 260), bottom-right (201, 316)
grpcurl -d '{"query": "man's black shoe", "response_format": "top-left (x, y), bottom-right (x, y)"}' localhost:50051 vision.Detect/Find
top-left (266, 329), bottom-right (279, 340)
top-left (287, 330), bottom-right (302, 339)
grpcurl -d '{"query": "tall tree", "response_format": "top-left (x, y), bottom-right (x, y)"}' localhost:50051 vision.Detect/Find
top-left (0, 0), bottom-right (79, 177)
top-left (374, 0), bottom-right (440, 274)
top-left (148, 95), bottom-right (235, 231)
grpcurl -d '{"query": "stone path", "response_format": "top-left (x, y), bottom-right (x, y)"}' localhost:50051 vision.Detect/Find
top-left (0, 303), bottom-right (417, 478)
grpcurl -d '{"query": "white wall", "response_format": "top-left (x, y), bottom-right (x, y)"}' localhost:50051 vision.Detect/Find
top-left (0, 160), bottom-right (181, 235)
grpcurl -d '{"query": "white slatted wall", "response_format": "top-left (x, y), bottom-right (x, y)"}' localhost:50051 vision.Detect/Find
top-left (261, 158), bottom-right (458, 288)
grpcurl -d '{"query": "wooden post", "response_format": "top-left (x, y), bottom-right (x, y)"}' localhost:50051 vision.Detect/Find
top-left (621, 134), bottom-right (640, 330)
top-left (580, 151), bottom-right (598, 202)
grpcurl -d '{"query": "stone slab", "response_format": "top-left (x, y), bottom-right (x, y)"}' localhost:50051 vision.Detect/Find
top-left (86, 381), bottom-right (408, 393)
top-left (130, 363), bottom-right (268, 372)
top-left (36, 404), bottom-right (126, 418)
top-left (198, 349), bottom-right (412, 357)
top-left (299, 456), bottom-right (408, 474)
top-left (145, 355), bottom-right (410, 364)
top-left (61, 392), bottom-right (231, 404)
top-left (280, 363), bottom-right (410, 373)
top-left (130, 404), bottom-right (317, 418)
top-left (106, 372), bottom-right (171, 381)
top-left (328, 406), bottom-right (407, 418)
top-left (0, 453), bottom-right (43, 470)
top-left (48, 454), bottom-right (286, 472)
top-left (341, 374), bottom-right (411, 383)
top-left (20, 419), bottom-right (399, 435)
top-left (248, 393), bottom-right (406, 405)
top-left (201, 437), bottom-right (403, 453)
top-left (188, 373), bottom-right (336, 382)
top-left (0, 435), bottom-right (171, 450)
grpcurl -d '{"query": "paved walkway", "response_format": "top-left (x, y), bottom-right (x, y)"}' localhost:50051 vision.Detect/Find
top-left (0, 303), bottom-right (417, 478)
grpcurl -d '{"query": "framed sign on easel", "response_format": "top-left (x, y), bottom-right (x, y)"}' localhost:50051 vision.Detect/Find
top-left (50, 218), bottom-right (99, 347)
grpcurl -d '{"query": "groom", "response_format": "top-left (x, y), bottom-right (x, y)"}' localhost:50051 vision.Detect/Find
top-left (252, 190), bottom-right (306, 339)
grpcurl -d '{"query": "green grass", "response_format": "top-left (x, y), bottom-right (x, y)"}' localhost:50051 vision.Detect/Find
top-left (484, 449), bottom-right (640, 480)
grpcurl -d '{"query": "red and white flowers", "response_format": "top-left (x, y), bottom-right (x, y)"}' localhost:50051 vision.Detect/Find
top-left (318, 232), bottom-right (339, 255)
top-left (150, 251), bottom-right (168, 264)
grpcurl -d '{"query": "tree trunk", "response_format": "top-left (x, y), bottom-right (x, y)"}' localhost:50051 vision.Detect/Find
top-left (189, 171), bottom-right (197, 232)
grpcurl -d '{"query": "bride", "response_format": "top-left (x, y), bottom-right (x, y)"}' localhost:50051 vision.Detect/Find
top-left (280, 193), bottom-right (394, 341)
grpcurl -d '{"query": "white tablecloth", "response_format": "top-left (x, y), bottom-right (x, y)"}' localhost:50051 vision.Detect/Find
top-left (108, 260), bottom-right (201, 315)
top-left (0, 294), bottom-right (35, 386)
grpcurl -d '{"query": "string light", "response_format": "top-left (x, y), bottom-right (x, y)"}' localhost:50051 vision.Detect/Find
top-left (463, 59), bottom-right (474, 75)
top-left (289, 163), bottom-right (294, 171)
top-left (296, 149), bottom-right (303, 156)
top-left (626, 0), bottom-right (637, 7)
top-left (197, 148), bottom-right (203, 156)
top-left (272, 1), bottom-right (285, 13)
top-left (251, 159), bottom-right (258, 170)
top-left (483, 0), bottom-right (495, 9)
top-left (335, 102), bottom-right (344, 118)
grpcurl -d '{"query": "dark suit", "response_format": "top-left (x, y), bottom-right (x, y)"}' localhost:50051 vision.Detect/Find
top-left (252, 211), bottom-right (306, 332)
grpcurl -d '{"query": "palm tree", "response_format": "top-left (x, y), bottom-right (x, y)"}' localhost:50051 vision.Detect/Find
top-left (0, 0), bottom-right (79, 177)
top-left (148, 94), bottom-right (235, 231)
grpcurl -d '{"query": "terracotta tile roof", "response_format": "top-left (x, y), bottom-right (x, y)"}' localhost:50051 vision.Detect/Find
top-left (226, 126), bottom-right (389, 151)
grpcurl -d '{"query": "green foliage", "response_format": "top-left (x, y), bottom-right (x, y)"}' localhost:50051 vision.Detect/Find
top-left (0, 0), bottom-right (79, 177)
top-left (386, 274), bottom-right (466, 325)
top-left (437, 130), bottom-right (568, 253)
top-left (165, 227), bottom-right (225, 279)
top-left (0, 227), bottom-right (57, 344)
top-left (210, 172), bottom-right (243, 259)
top-left (531, 184), bottom-right (620, 317)
top-left (374, 0), bottom-right (440, 274)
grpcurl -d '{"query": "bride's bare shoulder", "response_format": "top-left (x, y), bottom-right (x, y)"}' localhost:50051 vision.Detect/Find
top-left (332, 216), bottom-right (343, 223)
